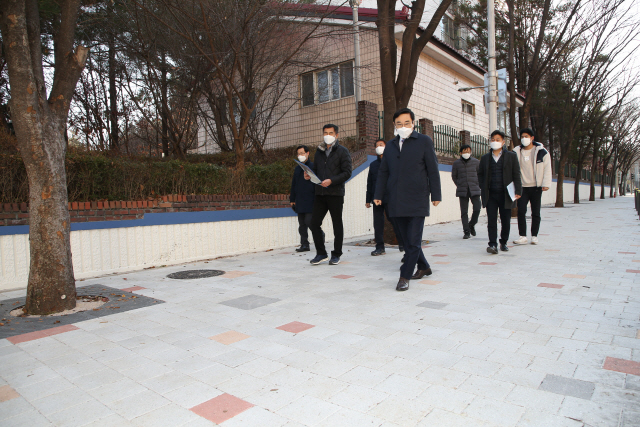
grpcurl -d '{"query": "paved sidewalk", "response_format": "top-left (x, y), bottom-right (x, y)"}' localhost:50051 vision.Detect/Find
top-left (1, 196), bottom-right (639, 427)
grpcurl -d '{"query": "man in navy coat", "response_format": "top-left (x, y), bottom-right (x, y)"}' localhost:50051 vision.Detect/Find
top-left (374, 108), bottom-right (442, 291)
top-left (290, 145), bottom-right (316, 252)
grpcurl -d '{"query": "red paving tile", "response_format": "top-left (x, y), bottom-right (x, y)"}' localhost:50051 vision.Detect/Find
top-left (603, 357), bottom-right (640, 376)
top-left (332, 275), bottom-right (354, 279)
top-left (479, 262), bottom-right (497, 265)
top-left (121, 286), bottom-right (146, 292)
top-left (432, 254), bottom-right (448, 257)
top-left (276, 321), bottom-right (315, 333)
top-left (626, 270), bottom-right (640, 274)
top-left (538, 283), bottom-right (564, 289)
top-left (190, 393), bottom-right (253, 424)
top-left (7, 324), bottom-right (80, 345)
top-left (0, 385), bottom-right (20, 402)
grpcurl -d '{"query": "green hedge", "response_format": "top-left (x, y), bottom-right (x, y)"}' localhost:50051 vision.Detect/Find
top-left (0, 137), bottom-right (362, 203)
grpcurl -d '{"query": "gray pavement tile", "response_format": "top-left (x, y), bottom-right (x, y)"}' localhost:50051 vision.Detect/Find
top-left (220, 294), bottom-right (281, 310)
top-left (417, 300), bottom-right (449, 309)
top-left (538, 374), bottom-right (595, 399)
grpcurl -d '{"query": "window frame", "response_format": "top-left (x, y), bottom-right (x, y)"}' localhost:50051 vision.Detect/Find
top-left (461, 100), bottom-right (475, 116)
top-left (300, 60), bottom-right (355, 107)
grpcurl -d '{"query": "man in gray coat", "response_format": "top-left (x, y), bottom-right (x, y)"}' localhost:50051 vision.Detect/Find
top-left (451, 144), bottom-right (481, 239)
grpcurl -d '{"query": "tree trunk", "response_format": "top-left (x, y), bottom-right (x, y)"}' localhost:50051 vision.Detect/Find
top-left (1, 0), bottom-right (88, 314)
top-left (555, 156), bottom-right (567, 207)
top-left (573, 159), bottom-right (583, 204)
top-left (107, 3), bottom-right (118, 151)
top-left (506, 0), bottom-right (519, 141)
top-left (589, 151), bottom-right (597, 201)
top-left (376, 0), bottom-right (398, 140)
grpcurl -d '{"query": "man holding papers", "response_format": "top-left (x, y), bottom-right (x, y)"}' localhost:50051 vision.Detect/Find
top-left (478, 130), bottom-right (522, 254)
top-left (305, 124), bottom-right (352, 266)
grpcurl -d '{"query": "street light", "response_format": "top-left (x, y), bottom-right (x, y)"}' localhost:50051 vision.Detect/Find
top-left (349, 0), bottom-right (362, 105)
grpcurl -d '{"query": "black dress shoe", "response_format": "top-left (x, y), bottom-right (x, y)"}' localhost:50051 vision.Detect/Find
top-left (371, 248), bottom-right (386, 256)
top-left (463, 232), bottom-right (471, 239)
top-left (487, 245), bottom-right (498, 254)
top-left (469, 225), bottom-right (476, 236)
top-left (296, 245), bottom-right (310, 252)
top-left (500, 244), bottom-right (509, 252)
top-left (411, 268), bottom-right (432, 280)
top-left (399, 245), bottom-right (405, 252)
top-left (396, 278), bottom-right (409, 291)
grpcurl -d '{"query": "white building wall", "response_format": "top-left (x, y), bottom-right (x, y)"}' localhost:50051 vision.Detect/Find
top-left (0, 166), bottom-right (607, 292)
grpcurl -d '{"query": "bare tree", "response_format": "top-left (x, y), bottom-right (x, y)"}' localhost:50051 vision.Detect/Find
top-left (1, 0), bottom-right (89, 314)
top-left (376, 0), bottom-right (453, 139)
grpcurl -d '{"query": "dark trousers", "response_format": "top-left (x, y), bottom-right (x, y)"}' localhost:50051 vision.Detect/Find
top-left (459, 194), bottom-right (481, 233)
top-left (517, 187), bottom-right (543, 237)
top-left (310, 195), bottom-right (344, 257)
top-left (297, 212), bottom-right (312, 246)
top-left (395, 216), bottom-right (429, 280)
top-left (486, 191), bottom-right (511, 246)
top-left (373, 204), bottom-right (404, 250)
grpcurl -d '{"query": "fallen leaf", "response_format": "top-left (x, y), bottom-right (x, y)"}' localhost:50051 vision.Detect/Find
top-left (54, 320), bottom-right (60, 324)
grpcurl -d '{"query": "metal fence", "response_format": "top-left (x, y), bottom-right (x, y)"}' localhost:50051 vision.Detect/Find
top-left (470, 134), bottom-right (490, 156)
top-left (555, 160), bottom-right (611, 184)
top-left (433, 125), bottom-right (460, 157)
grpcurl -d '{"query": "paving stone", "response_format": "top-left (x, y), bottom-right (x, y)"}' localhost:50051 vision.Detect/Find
top-left (220, 294), bottom-right (281, 310)
top-left (417, 300), bottom-right (449, 309)
top-left (538, 374), bottom-right (595, 399)
top-left (190, 393), bottom-right (253, 424)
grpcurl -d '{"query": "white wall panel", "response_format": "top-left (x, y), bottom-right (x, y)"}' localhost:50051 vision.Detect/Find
top-left (0, 169), bottom-right (609, 291)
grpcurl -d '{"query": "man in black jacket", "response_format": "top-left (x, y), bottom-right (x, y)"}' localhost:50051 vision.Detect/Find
top-left (366, 139), bottom-right (404, 256)
top-left (451, 144), bottom-right (481, 239)
top-left (478, 130), bottom-right (522, 254)
top-left (305, 124), bottom-right (352, 265)
top-left (290, 145), bottom-right (316, 252)
top-left (374, 108), bottom-right (442, 292)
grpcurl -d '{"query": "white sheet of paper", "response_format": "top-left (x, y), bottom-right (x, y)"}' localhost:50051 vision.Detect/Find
top-left (507, 182), bottom-right (516, 201)
top-left (294, 160), bottom-right (322, 185)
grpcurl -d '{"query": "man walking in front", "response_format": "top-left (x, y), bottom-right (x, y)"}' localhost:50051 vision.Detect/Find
top-left (512, 128), bottom-right (552, 245)
top-left (306, 124), bottom-right (352, 265)
top-left (478, 130), bottom-right (522, 254)
top-left (290, 145), bottom-right (316, 252)
top-left (374, 108), bottom-right (441, 291)
top-left (451, 144), bottom-right (481, 239)
top-left (366, 139), bottom-right (404, 256)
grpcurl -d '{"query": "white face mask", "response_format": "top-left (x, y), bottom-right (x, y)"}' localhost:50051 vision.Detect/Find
top-left (490, 141), bottom-right (503, 151)
top-left (521, 137), bottom-right (531, 147)
top-left (375, 146), bottom-right (385, 155)
top-left (323, 135), bottom-right (336, 145)
top-left (461, 153), bottom-right (471, 159)
top-left (396, 126), bottom-right (413, 139)
top-left (297, 155), bottom-right (307, 163)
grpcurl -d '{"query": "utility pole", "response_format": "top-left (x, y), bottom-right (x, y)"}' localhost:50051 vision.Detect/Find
top-left (487, 0), bottom-right (497, 132)
top-left (350, 0), bottom-right (361, 105)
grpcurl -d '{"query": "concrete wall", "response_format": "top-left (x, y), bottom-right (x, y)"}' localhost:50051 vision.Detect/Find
top-left (0, 159), bottom-right (609, 291)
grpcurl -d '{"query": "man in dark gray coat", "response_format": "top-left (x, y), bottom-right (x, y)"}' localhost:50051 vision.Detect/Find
top-left (451, 144), bottom-right (481, 239)
top-left (374, 108), bottom-right (442, 292)
top-left (478, 130), bottom-right (522, 254)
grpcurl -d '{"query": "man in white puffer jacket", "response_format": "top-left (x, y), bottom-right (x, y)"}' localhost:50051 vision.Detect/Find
top-left (512, 128), bottom-right (552, 245)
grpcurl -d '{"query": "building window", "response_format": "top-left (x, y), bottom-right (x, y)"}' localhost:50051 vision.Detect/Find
top-left (462, 100), bottom-right (475, 116)
top-left (442, 14), bottom-right (468, 52)
top-left (300, 61), bottom-right (354, 107)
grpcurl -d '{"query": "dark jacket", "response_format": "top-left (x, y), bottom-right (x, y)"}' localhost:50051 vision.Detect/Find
top-left (478, 147), bottom-right (522, 209)
top-left (451, 156), bottom-right (481, 197)
top-left (374, 131), bottom-right (442, 218)
top-left (312, 142), bottom-right (352, 197)
top-left (289, 160), bottom-right (316, 213)
top-left (366, 157), bottom-right (389, 204)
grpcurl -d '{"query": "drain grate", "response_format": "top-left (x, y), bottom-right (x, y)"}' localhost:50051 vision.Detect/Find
top-left (167, 270), bottom-right (225, 280)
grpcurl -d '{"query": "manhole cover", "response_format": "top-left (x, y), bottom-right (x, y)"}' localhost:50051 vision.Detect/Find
top-left (166, 270), bottom-right (225, 279)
